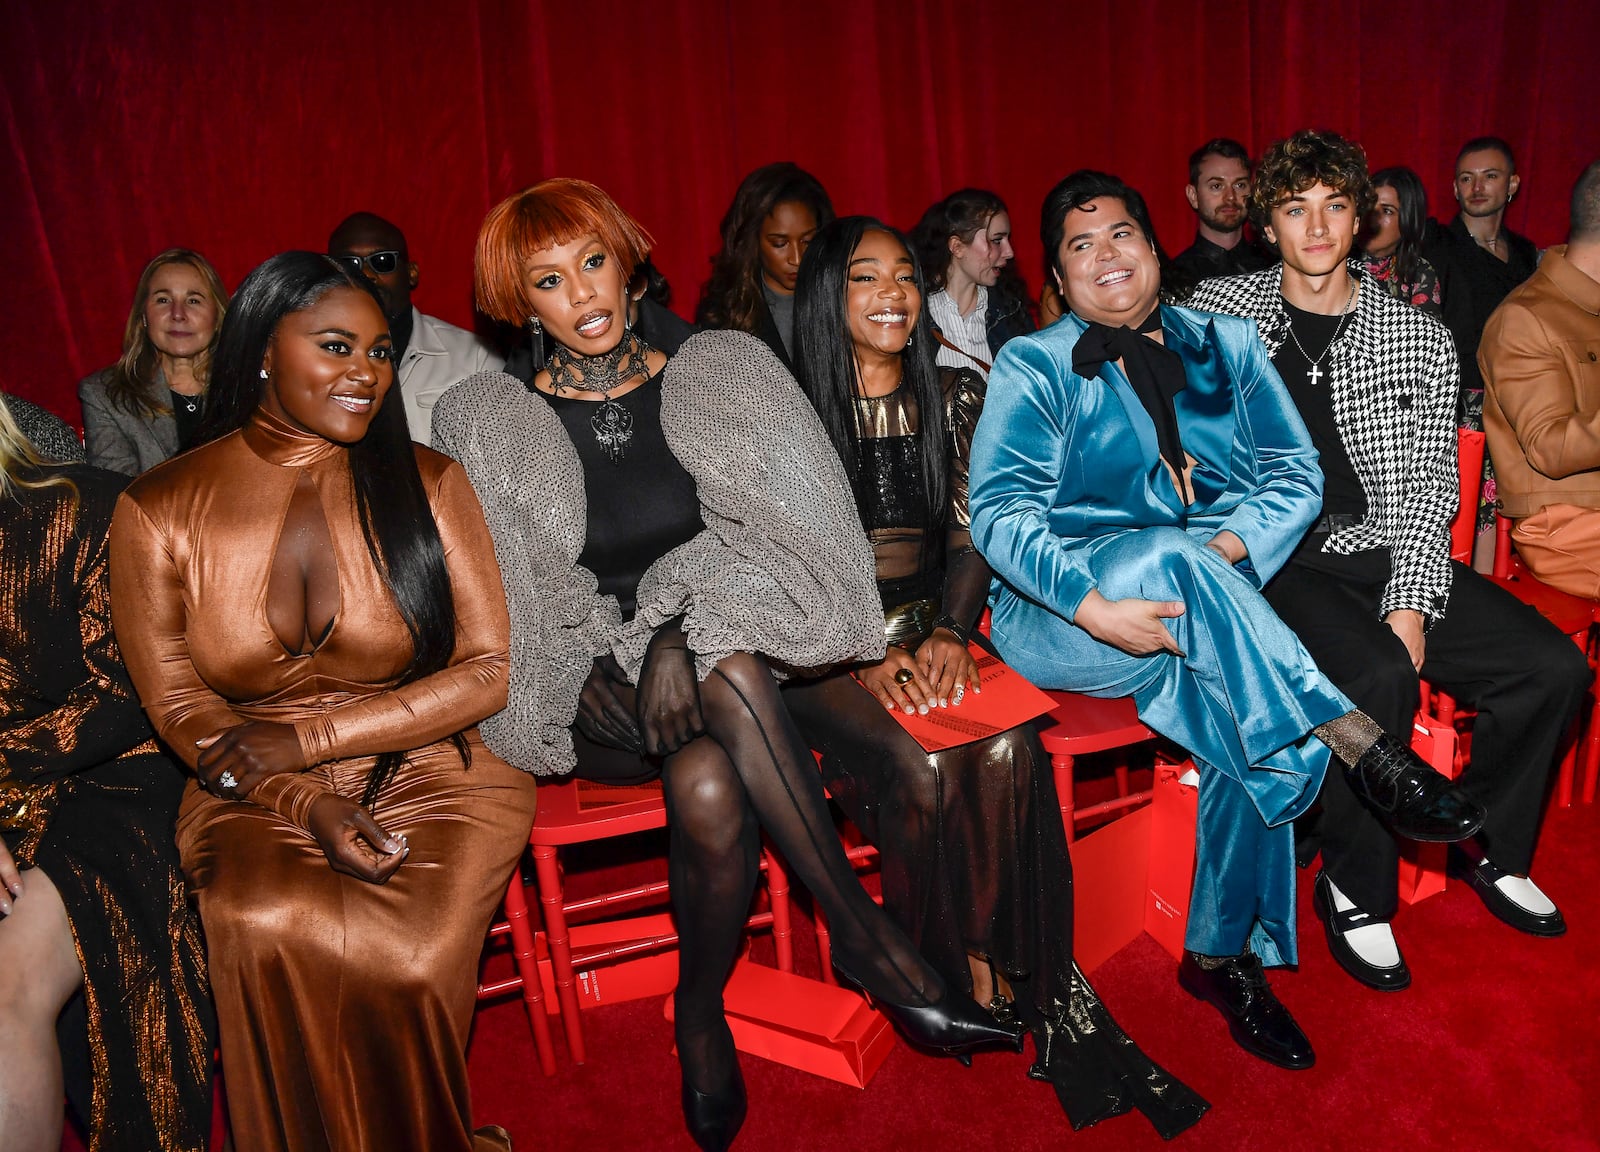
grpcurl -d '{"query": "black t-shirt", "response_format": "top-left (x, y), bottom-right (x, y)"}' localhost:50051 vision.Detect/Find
top-left (546, 373), bottom-right (703, 621)
top-left (169, 389), bottom-right (203, 451)
top-left (1273, 300), bottom-right (1365, 520)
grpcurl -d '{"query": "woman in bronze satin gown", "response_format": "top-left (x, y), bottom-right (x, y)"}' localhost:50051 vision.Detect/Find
top-left (0, 397), bottom-right (211, 1152)
top-left (108, 252), bottom-right (537, 1152)
top-left (787, 219), bottom-right (1208, 1137)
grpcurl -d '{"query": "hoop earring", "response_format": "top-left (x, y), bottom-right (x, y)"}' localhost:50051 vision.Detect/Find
top-left (906, 332), bottom-right (915, 347)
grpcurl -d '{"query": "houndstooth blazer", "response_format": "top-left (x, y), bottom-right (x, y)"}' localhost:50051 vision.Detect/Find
top-left (1187, 261), bottom-right (1459, 624)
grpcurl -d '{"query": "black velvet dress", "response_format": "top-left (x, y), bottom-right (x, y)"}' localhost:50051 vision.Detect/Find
top-left (783, 371), bottom-right (1208, 1137)
top-left (0, 463), bottom-right (213, 1152)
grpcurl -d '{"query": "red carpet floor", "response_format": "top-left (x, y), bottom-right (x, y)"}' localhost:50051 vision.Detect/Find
top-left (63, 799), bottom-right (1600, 1151)
top-left (459, 800), bottom-right (1600, 1152)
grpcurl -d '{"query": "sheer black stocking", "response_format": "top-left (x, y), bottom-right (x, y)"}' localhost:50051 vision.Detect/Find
top-left (661, 738), bottom-right (760, 1095)
top-left (699, 653), bottom-right (943, 1008)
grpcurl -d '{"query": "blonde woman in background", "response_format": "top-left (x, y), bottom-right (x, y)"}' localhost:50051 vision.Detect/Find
top-left (79, 248), bottom-right (228, 475)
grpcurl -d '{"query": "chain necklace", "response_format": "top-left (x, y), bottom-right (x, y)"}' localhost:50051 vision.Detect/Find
top-left (172, 390), bottom-right (200, 414)
top-left (1284, 279), bottom-right (1357, 387)
top-left (547, 333), bottom-right (654, 462)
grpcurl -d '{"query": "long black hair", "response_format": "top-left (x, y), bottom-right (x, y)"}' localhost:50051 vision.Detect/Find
top-left (697, 162), bottom-right (835, 332)
top-left (794, 217), bottom-right (947, 542)
top-left (1370, 166), bottom-right (1430, 289)
top-left (200, 251), bottom-right (466, 807)
top-left (909, 187), bottom-right (1009, 292)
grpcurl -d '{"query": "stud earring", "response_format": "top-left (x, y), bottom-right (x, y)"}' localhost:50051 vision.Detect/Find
top-left (259, 368), bottom-right (270, 380)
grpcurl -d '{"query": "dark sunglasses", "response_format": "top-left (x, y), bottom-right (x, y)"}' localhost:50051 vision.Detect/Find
top-left (331, 250), bottom-right (402, 275)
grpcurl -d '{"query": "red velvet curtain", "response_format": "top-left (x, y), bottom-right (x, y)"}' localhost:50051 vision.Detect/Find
top-left (5, 0), bottom-right (1598, 421)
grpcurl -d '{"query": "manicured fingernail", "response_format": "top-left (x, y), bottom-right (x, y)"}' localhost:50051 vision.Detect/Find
top-left (939, 699), bottom-right (948, 708)
top-left (903, 706), bottom-right (915, 714)
top-left (0, 898), bottom-right (10, 916)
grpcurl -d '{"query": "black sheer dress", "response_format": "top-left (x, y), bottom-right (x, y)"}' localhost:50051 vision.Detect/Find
top-left (783, 370), bottom-right (1208, 1137)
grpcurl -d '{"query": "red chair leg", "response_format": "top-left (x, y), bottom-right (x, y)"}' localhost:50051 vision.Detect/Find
top-left (1052, 752), bottom-right (1077, 843)
top-left (532, 845), bottom-right (587, 1064)
top-left (502, 868), bottom-right (558, 1077)
top-left (764, 847), bottom-right (794, 973)
top-left (1113, 763), bottom-right (1130, 798)
top-left (813, 904), bottom-right (836, 985)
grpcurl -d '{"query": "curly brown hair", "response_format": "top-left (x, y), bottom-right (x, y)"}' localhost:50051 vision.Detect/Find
top-left (1250, 129), bottom-right (1376, 238)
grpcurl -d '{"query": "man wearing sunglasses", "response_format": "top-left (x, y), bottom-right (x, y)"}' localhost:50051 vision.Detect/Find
top-left (327, 212), bottom-right (502, 443)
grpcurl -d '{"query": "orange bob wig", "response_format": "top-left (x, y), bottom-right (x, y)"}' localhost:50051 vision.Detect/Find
top-left (474, 178), bottom-right (654, 325)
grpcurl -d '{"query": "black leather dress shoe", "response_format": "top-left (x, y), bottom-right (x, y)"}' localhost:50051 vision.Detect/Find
top-left (1344, 735), bottom-right (1486, 842)
top-left (1178, 951), bottom-right (1315, 1070)
top-left (1312, 869), bottom-right (1411, 991)
top-left (1448, 850), bottom-right (1567, 937)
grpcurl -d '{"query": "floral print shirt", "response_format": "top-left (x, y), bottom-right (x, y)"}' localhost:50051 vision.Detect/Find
top-left (1362, 252), bottom-right (1443, 320)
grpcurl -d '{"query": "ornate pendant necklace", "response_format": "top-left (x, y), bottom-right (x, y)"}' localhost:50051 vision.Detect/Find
top-left (1284, 280), bottom-right (1357, 387)
top-left (547, 334), bottom-right (654, 462)
top-left (174, 391), bottom-right (200, 414)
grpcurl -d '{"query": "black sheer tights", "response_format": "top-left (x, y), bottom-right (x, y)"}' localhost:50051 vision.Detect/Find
top-left (697, 654), bottom-right (944, 1010)
top-left (662, 739), bottom-right (759, 1095)
top-left (628, 653), bottom-right (948, 1095)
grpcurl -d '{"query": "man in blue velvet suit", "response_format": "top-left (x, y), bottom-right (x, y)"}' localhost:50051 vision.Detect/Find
top-left (968, 171), bottom-right (1485, 1070)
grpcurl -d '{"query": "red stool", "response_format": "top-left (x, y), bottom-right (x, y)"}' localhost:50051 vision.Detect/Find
top-left (1038, 693), bottom-right (1162, 842)
top-left (487, 777), bottom-right (795, 1072)
top-left (1491, 513), bottom-right (1599, 805)
top-left (478, 869), bottom-right (559, 1075)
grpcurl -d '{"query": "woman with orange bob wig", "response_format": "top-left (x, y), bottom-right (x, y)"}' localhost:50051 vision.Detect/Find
top-left (434, 179), bottom-right (1024, 1152)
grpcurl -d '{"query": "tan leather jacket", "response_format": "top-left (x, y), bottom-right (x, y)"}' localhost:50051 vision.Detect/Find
top-left (1481, 246), bottom-right (1600, 518)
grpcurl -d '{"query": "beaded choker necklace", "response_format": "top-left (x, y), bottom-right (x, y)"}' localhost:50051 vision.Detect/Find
top-left (547, 334), bottom-right (655, 462)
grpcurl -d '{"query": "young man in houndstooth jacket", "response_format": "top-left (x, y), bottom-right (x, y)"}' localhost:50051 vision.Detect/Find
top-left (1187, 129), bottom-right (1589, 992)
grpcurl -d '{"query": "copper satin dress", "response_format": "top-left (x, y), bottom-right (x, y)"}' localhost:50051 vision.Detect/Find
top-left (2, 463), bottom-right (212, 1152)
top-left (108, 410), bottom-right (538, 1152)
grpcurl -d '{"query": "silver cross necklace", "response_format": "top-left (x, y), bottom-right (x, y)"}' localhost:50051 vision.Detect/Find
top-left (1285, 279), bottom-right (1357, 386)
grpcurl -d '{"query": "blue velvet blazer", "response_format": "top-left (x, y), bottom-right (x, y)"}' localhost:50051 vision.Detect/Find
top-left (969, 305), bottom-right (1324, 622)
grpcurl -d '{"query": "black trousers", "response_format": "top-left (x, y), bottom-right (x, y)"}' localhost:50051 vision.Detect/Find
top-left (1264, 548), bottom-right (1590, 919)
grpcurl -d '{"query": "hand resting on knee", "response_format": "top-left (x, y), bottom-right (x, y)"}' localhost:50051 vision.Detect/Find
top-left (1074, 589), bottom-right (1187, 657)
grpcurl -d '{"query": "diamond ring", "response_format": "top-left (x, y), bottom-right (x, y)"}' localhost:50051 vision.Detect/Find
top-left (218, 770), bottom-right (239, 791)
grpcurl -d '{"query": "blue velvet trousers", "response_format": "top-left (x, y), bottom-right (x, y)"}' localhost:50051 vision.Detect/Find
top-left (988, 526), bottom-right (1352, 964)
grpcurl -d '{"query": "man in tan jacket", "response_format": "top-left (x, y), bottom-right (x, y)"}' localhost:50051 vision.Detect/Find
top-left (1482, 160), bottom-right (1600, 598)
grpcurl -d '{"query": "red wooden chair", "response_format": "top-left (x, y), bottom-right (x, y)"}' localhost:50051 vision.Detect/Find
top-left (1037, 695), bottom-right (1163, 842)
top-left (479, 777), bottom-right (796, 1073)
top-left (1424, 429), bottom-right (1596, 805)
top-left (1491, 513), bottom-right (1599, 805)
top-left (973, 610), bottom-right (1163, 841)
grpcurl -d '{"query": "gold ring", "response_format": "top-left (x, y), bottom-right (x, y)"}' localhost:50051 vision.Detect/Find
top-left (894, 668), bottom-right (915, 685)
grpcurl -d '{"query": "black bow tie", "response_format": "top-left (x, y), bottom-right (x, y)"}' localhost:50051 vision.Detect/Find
top-left (1072, 309), bottom-right (1189, 483)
